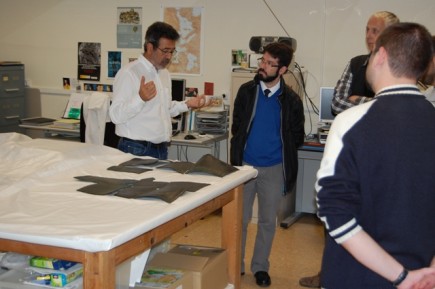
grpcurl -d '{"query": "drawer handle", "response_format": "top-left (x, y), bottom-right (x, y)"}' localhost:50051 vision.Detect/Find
top-left (5, 115), bottom-right (20, 120)
top-left (5, 88), bottom-right (20, 92)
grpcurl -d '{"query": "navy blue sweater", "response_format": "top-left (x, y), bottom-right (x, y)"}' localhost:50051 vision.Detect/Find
top-left (317, 85), bottom-right (435, 289)
top-left (244, 89), bottom-right (282, 167)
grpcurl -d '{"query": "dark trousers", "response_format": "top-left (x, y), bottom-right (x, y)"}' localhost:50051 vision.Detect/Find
top-left (118, 137), bottom-right (168, 160)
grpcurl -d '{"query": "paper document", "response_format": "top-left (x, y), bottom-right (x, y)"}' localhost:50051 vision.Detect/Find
top-left (63, 93), bottom-right (86, 119)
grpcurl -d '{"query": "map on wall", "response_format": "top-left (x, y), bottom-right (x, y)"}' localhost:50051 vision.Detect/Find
top-left (163, 6), bottom-right (203, 75)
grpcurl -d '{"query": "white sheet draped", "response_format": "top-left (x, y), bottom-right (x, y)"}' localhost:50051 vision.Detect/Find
top-left (0, 133), bottom-right (257, 252)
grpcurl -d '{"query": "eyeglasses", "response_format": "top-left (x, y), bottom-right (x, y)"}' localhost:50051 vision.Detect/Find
top-left (257, 57), bottom-right (279, 68)
top-left (157, 47), bottom-right (177, 56)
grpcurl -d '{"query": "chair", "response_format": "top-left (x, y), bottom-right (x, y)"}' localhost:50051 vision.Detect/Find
top-left (79, 92), bottom-right (119, 148)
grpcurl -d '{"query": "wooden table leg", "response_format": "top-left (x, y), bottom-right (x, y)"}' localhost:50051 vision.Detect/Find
top-left (83, 251), bottom-right (116, 289)
top-left (221, 184), bottom-right (243, 289)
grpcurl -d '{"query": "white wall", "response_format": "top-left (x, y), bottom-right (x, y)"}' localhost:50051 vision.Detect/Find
top-left (1, 0), bottom-right (434, 137)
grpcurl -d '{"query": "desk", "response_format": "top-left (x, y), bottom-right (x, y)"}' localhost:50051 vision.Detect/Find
top-left (0, 133), bottom-right (256, 289)
top-left (171, 132), bottom-right (228, 160)
top-left (19, 123), bottom-right (80, 139)
top-left (280, 143), bottom-right (324, 228)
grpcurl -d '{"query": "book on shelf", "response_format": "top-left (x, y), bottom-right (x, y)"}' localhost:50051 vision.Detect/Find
top-left (232, 67), bottom-right (257, 73)
top-left (51, 119), bottom-right (80, 130)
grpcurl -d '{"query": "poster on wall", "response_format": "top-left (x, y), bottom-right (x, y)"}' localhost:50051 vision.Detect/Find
top-left (117, 7), bottom-right (142, 49)
top-left (162, 6), bottom-right (204, 75)
top-left (77, 42), bottom-right (101, 81)
top-left (108, 51), bottom-right (122, 78)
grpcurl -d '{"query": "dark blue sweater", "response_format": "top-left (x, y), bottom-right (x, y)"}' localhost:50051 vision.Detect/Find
top-left (317, 85), bottom-right (435, 289)
top-left (243, 89), bottom-right (282, 167)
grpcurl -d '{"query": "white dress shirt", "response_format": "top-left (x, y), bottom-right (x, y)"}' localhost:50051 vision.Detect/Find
top-left (109, 54), bottom-right (188, 143)
top-left (259, 81), bottom-right (280, 98)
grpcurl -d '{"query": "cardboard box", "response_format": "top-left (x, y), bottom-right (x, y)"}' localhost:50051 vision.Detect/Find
top-left (27, 263), bottom-right (83, 287)
top-left (135, 267), bottom-right (193, 289)
top-left (149, 245), bottom-right (228, 289)
top-left (50, 264), bottom-right (83, 287)
top-left (30, 256), bottom-right (77, 270)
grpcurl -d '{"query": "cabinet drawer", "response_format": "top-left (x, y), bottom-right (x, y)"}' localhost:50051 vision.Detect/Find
top-left (0, 96), bottom-right (25, 126)
top-left (0, 123), bottom-right (25, 134)
top-left (0, 65), bottom-right (25, 98)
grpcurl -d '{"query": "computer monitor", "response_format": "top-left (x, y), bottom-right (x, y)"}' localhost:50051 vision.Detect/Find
top-left (171, 78), bottom-right (186, 131)
top-left (171, 78), bottom-right (186, 102)
top-left (319, 87), bottom-right (335, 125)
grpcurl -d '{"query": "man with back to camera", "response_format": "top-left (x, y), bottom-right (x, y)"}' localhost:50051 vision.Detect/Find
top-left (317, 22), bottom-right (435, 289)
top-left (300, 10), bottom-right (399, 288)
top-left (230, 42), bottom-right (305, 287)
top-left (109, 21), bottom-right (206, 160)
top-left (330, 11), bottom-right (400, 115)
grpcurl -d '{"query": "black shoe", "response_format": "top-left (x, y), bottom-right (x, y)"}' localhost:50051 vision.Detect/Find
top-left (299, 272), bottom-right (321, 288)
top-left (241, 272), bottom-right (245, 276)
top-left (254, 271), bottom-right (271, 287)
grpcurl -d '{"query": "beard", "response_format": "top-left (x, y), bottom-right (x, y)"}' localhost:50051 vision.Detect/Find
top-left (256, 68), bottom-right (279, 83)
top-left (157, 59), bottom-right (171, 70)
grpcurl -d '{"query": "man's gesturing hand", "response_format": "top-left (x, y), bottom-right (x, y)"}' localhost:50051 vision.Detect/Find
top-left (139, 76), bottom-right (157, 101)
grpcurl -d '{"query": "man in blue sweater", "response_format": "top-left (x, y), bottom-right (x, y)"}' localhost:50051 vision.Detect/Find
top-left (317, 22), bottom-right (435, 289)
top-left (230, 42), bottom-right (305, 287)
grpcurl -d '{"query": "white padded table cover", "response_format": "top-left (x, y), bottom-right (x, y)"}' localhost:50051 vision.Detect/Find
top-left (0, 133), bottom-right (257, 252)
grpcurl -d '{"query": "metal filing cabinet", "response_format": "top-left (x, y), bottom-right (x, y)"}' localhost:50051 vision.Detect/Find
top-left (0, 63), bottom-right (25, 133)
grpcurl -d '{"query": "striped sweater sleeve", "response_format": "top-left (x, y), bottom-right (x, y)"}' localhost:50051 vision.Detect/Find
top-left (316, 100), bottom-right (375, 243)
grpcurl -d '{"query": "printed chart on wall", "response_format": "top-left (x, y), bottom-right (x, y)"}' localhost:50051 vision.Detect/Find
top-left (163, 6), bottom-right (204, 75)
top-left (117, 7), bottom-right (142, 49)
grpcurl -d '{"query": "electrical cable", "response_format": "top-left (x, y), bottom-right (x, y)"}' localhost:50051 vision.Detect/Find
top-left (262, 0), bottom-right (291, 37)
top-left (262, 0), bottom-right (322, 137)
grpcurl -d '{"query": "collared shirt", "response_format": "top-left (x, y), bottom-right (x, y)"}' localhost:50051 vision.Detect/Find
top-left (109, 54), bottom-right (188, 143)
top-left (331, 57), bottom-right (373, 114)
top-left (259, 80), bottom-right (280, 97)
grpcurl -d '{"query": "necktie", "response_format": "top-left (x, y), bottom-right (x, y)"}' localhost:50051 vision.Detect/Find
top-left (264, 89), bottom-right (271, 97)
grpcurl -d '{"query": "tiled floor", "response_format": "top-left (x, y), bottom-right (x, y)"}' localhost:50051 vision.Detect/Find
top-left (171, 211), bottom-right (324, 289)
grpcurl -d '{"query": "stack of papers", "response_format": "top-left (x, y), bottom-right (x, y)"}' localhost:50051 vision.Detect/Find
top-left (51, 119), bottom-right (80, 130)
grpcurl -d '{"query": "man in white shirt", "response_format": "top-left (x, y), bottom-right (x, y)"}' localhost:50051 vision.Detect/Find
top-left (109, 21), bottom-right (206, 159)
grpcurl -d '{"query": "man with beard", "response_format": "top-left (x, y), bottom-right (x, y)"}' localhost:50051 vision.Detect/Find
top-left (230, 42), bottom-right (305, 287)
top-left (110, 21), bottom-right (206, 159)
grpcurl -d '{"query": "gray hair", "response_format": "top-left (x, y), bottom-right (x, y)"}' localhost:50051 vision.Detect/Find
top-left (372, 11), bottom-right (400, 27)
